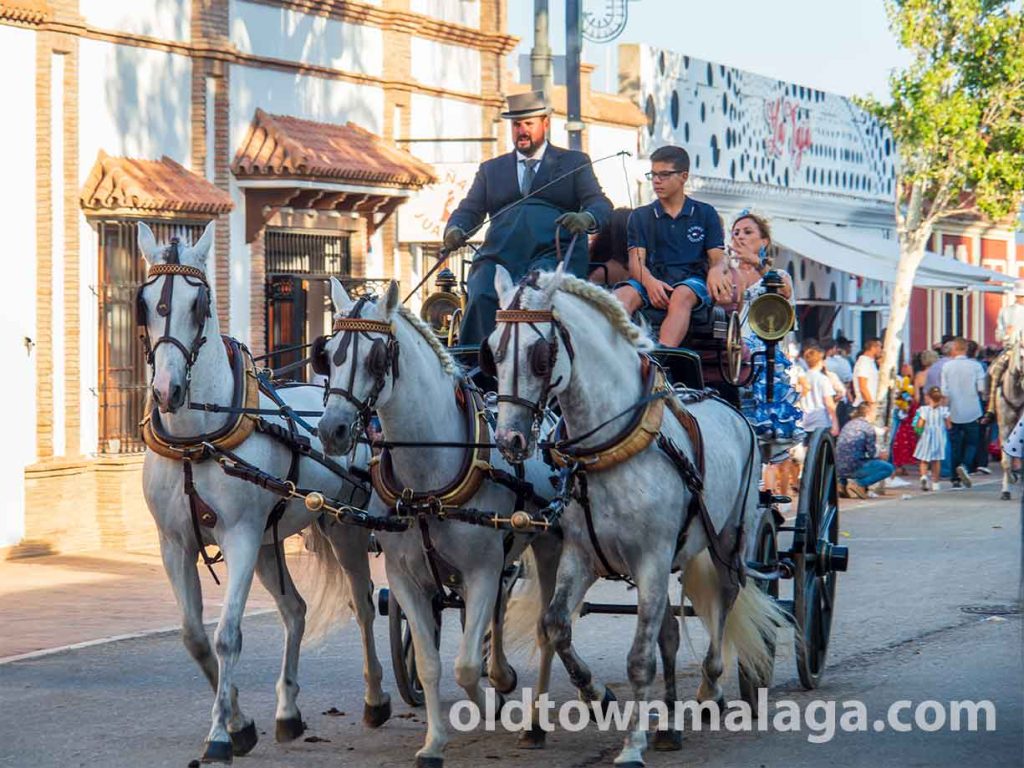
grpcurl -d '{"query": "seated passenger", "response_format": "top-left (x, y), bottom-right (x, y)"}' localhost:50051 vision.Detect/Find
top-left (727, 209), bottom-right (794, 321)
top-left (613, 146), bottom-right (731, 346)
top-left (588, 207), bottom-right (632, 286)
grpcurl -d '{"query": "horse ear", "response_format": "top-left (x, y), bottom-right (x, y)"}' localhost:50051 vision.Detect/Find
top-left (137, 222), bottom-right (160, 265)
top-left (330, 276), bottom-right (353, 313)
top-left (494, 266), bottom-right (514, 305)
top-left (383, 280), bottom-right (400, 317)
top-left (187, 220), bottom-right (215, 268)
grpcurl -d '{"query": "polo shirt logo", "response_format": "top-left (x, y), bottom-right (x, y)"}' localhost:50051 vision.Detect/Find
top-left (687, 225), bottom-right (704, 243)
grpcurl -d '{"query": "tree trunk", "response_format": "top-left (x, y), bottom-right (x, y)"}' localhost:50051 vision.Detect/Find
top-left (876, 231), bottom-right (929, 405)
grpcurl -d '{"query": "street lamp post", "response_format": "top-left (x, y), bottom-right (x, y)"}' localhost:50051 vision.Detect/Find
top-left (566, 0), bottom-right (583, 151)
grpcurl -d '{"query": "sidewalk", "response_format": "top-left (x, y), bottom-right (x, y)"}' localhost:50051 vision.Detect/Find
top-left (0, 540), bottom-right (387, 662)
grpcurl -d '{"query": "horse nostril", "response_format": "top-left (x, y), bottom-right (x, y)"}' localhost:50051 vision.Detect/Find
top-left (170, 384), bottom-right (183, 407)
top-left (510, 432), bottom-right (527, 454)
top-left (151, 386), bottom-right (163, 404)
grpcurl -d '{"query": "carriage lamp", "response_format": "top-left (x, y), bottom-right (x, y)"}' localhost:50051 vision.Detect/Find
top-left (434, 268), bottom-right (457, 293)
top-left (748, 271), bottom-right (795, 343)
top-left (747, 270), bottom-right (796, 406)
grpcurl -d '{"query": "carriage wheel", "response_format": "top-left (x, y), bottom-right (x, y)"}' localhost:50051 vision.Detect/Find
top-left (724, 311), bottom-right (744, 385)
top-left (793, 431), bottom-right (847, 689)
top-left (388, 591), bottom-right (440, 707)
top-left (738, 508), bottom-right (779, 707)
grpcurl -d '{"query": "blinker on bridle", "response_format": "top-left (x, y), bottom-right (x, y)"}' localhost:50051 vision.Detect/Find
top-left (320, 297), bottom-right (401, 431)
top-left (488, 305), bottom-right (574, 445)
top-left (136, 237), bottom-right (212, 390)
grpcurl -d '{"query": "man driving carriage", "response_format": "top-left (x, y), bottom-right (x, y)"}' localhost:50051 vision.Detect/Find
top-left (442, 91), bottom-right (612, 345)
top-left (982, 278), bottom-right (1024, 423)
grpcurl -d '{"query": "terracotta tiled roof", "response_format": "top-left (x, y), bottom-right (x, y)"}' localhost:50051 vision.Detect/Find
top-left (508, 83), bottom-right (647, 128)
top-left (232, 110), bottom-right (437, 188)
top-left (80, 152), bottom-right (234, 215)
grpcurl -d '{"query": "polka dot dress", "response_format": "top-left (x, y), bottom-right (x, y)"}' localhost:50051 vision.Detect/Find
top-left (1004, 413), bottom-right (1024, 459)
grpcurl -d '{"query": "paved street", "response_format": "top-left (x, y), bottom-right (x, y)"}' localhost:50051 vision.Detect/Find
top-left (1, 478), bottom-right (1021, 768)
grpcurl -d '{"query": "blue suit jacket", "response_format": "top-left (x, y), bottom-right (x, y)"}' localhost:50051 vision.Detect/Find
top-left (446, 145), bottom-right (612, 271)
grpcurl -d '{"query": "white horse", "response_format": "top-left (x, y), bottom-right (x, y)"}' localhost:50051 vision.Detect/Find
top-left (487, 267), bottom-right (784, 767)
top-left (996, 336), bottom-right (1024, 499)
top-left (137, 223), bottom-right (390, 764)
top-left (314, 278), bottom-right (613, 767)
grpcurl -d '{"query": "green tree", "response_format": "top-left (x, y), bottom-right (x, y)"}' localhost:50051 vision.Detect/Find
top-left (858, 0), bottom-right (1024, 403)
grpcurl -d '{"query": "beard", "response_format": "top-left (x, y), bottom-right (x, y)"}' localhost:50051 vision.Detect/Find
top-left (516, 134), bottom-right (541, 157)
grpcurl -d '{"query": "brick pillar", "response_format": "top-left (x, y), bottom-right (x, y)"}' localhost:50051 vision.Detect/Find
top-left (192, 0), bottom-right (231, 332)
top-left (61, 33), bottom-right (80, 457)
top-left (35, 32), bottom-right (53, 459)
top-left (249, 232), bottom-right (266, 358)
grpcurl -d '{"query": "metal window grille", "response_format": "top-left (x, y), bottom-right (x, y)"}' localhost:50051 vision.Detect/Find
top-left (265, 229), bottom-right (351, 275)
top-left (96, 219), bottom-right (205, 454)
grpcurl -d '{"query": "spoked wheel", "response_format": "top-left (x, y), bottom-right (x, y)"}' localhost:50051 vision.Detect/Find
top-left (793, 430), bottom-right (848, 689)
top-left (724, 311), bottom-right (745, 385)
top-left (738, 508), bottom-right (779, 707)
top-left (388, 591), bottom-right (440, 707)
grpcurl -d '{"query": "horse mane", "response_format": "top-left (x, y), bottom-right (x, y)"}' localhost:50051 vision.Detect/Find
top-left (529, 272), bottom-right (654, 351)
top-left (396, 305), bottom-right (459, 376)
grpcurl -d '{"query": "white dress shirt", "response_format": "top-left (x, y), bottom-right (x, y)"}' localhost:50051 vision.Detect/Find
top-left (516, 141), bottom-right (548, 193)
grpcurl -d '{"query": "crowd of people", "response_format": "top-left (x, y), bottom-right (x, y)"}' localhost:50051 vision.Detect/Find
top-left (784, 333), bottom-right (1005, 499)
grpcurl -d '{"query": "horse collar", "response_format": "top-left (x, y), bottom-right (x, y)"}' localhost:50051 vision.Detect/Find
top-left (369, 383), bottom-right (492, 512)
top-left (550, 357), bottom-right (668, 471)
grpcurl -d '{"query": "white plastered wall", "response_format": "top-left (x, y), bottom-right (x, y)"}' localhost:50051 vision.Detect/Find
top-left (230, 0), bottom-right (383, 78)
top-left (79, 0), bottom-right (191, 42)
top-left (228, 64), bottom-right (386, 341)
top-left (1, 24), bottom-right (38, 546)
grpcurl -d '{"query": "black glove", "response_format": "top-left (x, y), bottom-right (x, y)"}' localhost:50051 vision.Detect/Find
top-left (443, 226), bottom-right (467, 251)
top-left (556, 211), bottom-right (596, 235)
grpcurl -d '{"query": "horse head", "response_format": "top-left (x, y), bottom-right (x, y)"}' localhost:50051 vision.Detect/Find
top-left (488, 266), bottom-right (572, 463)
top-left (136, 221), bottom-right (215, 413)
top-left (317, 278), bottom-right (401, 456)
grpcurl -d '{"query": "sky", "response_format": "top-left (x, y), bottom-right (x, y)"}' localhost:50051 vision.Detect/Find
top-left (506, 0), bottom-right (913, 100)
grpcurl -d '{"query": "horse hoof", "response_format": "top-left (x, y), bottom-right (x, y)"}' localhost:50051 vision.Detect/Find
top-left (590, 686), bottom-right (617, 717)
top-left (614, 762), bottom-right (645, 768)
top-left (363, 696), bottom-right (392, 728)
top-left (652, 728), bottom-right (684, 751)
top-left (229, 720), bottom-right (258, 755)
top-left (491, 666), bottom-right (518, 695)
top-left (517, 723), bottom-right (547, 749)
top-left (200, 740), bottom-right (233, 764)
top-left (275, 716), bottom-right (306, 743)
top-left (1001, 491), bottom-right (1012, 500)
top-left (414, 757), bottom-right (444, 768)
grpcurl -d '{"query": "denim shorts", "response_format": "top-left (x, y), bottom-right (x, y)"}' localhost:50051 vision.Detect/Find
top-left (620, 277), bottom-right (710, 311)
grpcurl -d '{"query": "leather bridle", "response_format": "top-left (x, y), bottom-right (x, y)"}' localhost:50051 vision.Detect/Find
top-left (321, 298), bottom-right (400, 430)
top-left (487, 306), bottom-right (574, 444)
top-left (135, 238), bottom-right (211, 389)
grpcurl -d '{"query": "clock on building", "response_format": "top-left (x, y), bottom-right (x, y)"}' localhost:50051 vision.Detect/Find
top-left (582, 0), bottom-right (634, 43)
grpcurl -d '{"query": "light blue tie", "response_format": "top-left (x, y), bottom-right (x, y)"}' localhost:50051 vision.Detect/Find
top-left (521, 158), bottom-right (539, 195)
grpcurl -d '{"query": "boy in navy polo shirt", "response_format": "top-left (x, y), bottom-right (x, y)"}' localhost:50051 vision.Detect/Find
top-left (614, 145), bottom-right (731, 346)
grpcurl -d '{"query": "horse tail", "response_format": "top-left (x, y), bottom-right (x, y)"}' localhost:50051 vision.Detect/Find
top-left (300, 522), bottom-right (354, 645)
top-left (682, 550), bottom-right (786, 680)
top-left (503, 548), bottom-right (543, 655)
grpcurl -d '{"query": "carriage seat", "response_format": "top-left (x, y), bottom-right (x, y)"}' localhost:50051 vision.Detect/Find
top-left (639, 304), bottom-right (729, 349)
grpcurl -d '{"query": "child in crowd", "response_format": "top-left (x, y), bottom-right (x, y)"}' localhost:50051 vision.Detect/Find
top-left (913, 386), bottom-right (951, 491)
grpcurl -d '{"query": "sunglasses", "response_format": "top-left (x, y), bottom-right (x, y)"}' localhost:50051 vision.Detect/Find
top-left (644, 170), bottom-right (686, 180)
